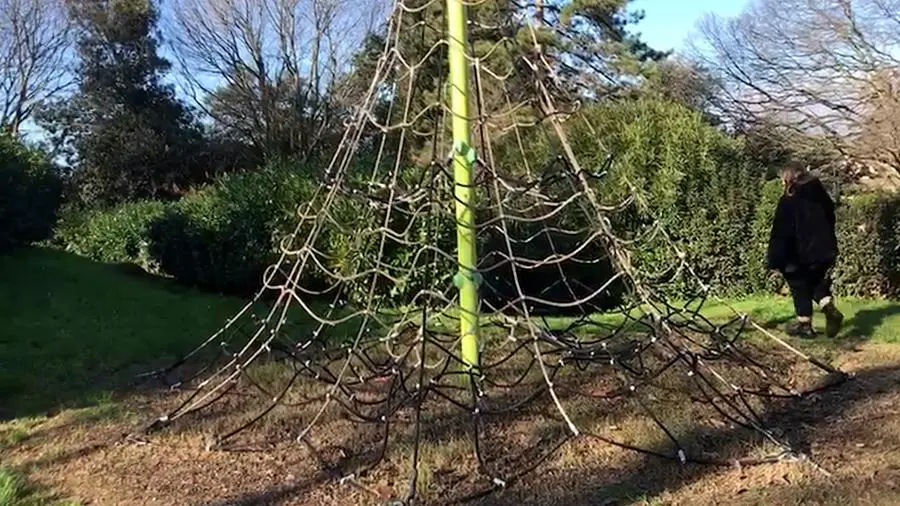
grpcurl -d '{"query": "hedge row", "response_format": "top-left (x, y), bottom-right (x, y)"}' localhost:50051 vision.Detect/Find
top-left (54, 172), bottom-right (900, 302)
top-left (54, 166), bottom-right (319, 294)
top-left (53, 200), bottom-right (167, 271)
top-left (0, 134), bottom-right (63, 252)
top-left (492, 98), bottom-right (766, 300)
top-left (51, 99), bottom-right (900, 301)
top-left (490, 98), bottom-right (900, 299)
top-left (147, 168), bottom-right (318, 294)
top-left (832, 193), bottom-right (900, 297)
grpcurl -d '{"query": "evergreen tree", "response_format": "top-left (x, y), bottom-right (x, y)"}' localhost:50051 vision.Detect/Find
top-left (348, 0), bottom-right (664, 166)
top-left (39, 0), bottom-right (204, 206)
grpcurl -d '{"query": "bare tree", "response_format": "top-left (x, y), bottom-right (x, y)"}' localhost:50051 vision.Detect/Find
top-left (856, 68), bottom-right (900, 168)
top-left (645, 58), bottom-right (721, 119)
top-left (0, 0), bottom-right (71, 136)
top-left (691, 0), bottom-right (900, 176)
top-left (163, 0), bottom-right (388, 159)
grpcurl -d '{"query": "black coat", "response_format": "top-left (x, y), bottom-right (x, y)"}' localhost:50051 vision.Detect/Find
top-left (766, 176), bottom-right (837, 272)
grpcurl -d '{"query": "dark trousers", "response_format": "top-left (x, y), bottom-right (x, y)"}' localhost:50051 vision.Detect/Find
top-left (785, 265), bottom-right (833, 317)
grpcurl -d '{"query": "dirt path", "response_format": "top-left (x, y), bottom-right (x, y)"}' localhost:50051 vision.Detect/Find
top-left (4, 343), bottom-right (900, 506)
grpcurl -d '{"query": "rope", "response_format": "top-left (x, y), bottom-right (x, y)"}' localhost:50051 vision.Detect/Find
top-left (134, 1), bottom-right (849, 503)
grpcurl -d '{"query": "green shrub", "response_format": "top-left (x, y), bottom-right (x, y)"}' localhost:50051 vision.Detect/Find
top-left (319, 167), bottom-right (457, 306)
top-left (586, 100), bottom-right (763, 297)
top-left (745, 179), bottom-right (784, 293)
top-left (493, 98), bottom-right (763, 299)
top-left (831, 193), bottom-right (900, 297)
top-left (54, 200), bottom-right (167, 270)
top-left (148, 166), bottom-right (317, 294)
top-left (0, 134), bottom-right (63, 251)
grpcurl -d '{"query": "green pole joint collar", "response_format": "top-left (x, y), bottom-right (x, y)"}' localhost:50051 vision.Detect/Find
top-left (452, 140), bottom-right (477, 165)
top-left (453, 271), bottom-right (482, 289)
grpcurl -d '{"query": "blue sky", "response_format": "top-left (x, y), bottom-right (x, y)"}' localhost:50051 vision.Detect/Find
top-left (630, 0), bottom-right (749, 52)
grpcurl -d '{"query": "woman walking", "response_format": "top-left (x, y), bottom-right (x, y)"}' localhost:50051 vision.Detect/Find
top-left (767, 163), bottom-right (844, 338)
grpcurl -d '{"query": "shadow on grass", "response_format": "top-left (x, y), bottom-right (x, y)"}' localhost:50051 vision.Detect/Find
top-left (732, 296), bottom-right (900, 351)
top-left (0, 247), bottom-right (245, 421)
top-left (844, 305), bottom-right (900, 344)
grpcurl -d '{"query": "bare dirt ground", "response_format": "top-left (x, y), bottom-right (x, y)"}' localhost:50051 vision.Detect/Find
top-left (4, 343), bottom-right (900, 506)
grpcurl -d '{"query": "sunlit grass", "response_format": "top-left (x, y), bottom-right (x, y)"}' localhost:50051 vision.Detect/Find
top-left (0, 468), bottom-right (83, 506)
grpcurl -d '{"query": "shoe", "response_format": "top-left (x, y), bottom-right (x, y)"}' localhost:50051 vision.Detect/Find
top-left (822, 303), bottom-right (844, 338)
top-left (785, 320), bottom-right (816, 339)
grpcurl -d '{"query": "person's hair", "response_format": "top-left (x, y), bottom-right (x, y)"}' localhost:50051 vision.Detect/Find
top-left (780, 161), bottom-right (808, 196)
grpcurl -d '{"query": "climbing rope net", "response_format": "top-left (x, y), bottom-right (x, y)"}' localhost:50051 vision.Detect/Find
top-left (142, 0), bottom-right (847, 503)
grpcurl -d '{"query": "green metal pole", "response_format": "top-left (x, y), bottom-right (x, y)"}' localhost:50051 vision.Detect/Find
top-left (446, 0), bottom-right (479, 370)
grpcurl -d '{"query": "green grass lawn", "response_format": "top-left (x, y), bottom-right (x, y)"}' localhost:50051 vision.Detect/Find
top-left (3, 246), bottom-right (899, 421)
top-left (2, 248), bottom-right (900, 506)
top-left (702, 295), bottom-right (900, 344)
top-left (533, 294), bottom-right (900, 347)
top-left (0, 248), bottom-right (245, 419)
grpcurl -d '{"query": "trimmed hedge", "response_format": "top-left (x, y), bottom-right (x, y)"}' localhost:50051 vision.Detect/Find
top-left (52, 164), bottom-right (322, 294)
top-left (48, 97), bottom-right (900, 301)
top-left (53, 174), bottom-right (900, 300)
top-left (581, 100), bottom-right (764, 298)
top-left (831, 193), bottom-right (900, 297)
top-left (147, 167), bottom-right (317, 294)
top-left (492, 98), bottom-right (765, 300)
top-left (489, 99), bottom-right (900, 300)
top-left (320, 167), bottom-right (458, 306)
top-left (52, 99), bottom-right (770, 302)
top-left (745, 179), bottom-right (785, 294)
top-left (0, 134), bottom-right (63, 251)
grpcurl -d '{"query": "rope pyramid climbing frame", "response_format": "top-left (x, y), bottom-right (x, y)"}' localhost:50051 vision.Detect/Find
top-left (139, 0), bottom-right (849, 503)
